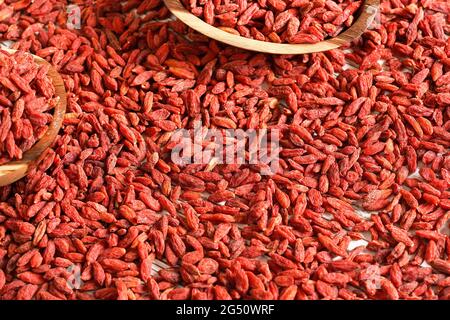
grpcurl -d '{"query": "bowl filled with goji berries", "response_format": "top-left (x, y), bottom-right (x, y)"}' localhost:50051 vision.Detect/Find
top-left (0, 48), bottom-right (66, 186)
top-left (164, 0), bottom-right (380, 54)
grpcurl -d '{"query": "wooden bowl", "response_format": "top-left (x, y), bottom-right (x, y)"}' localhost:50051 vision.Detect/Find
top-left (164, 0), bottom-right (380, 55)
top-left (0, 49), bottom-right (67, 187)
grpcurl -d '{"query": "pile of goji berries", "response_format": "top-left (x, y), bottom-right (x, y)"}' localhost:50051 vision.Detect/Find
top-left (0, 0), bottom-right (449, 300)
top-left (0, 49), bottom-right (56, 164)
top-left (183, 0), bottom-right (362, 43)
